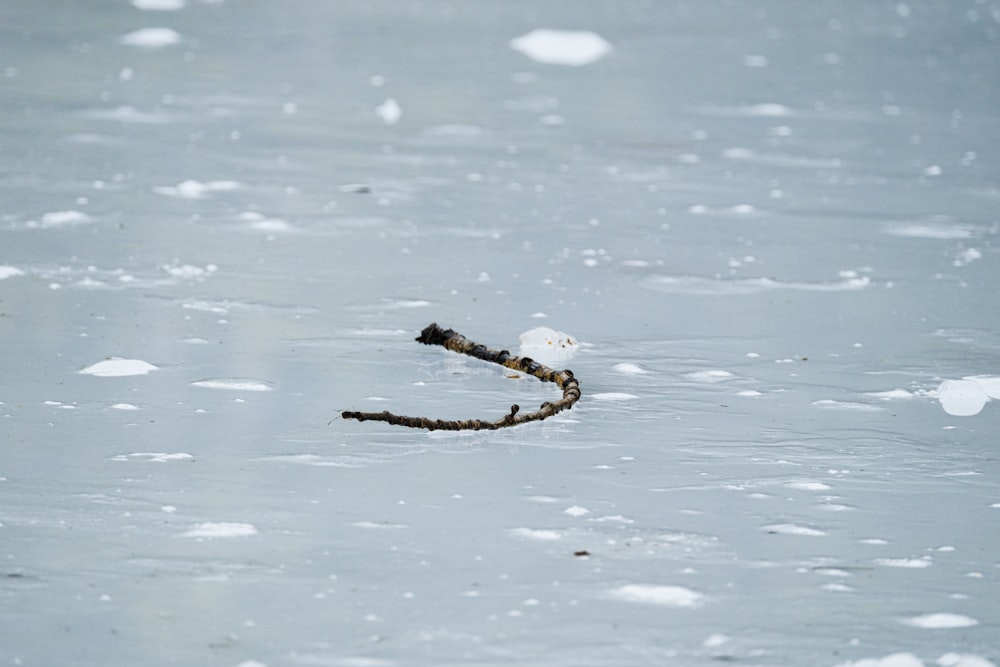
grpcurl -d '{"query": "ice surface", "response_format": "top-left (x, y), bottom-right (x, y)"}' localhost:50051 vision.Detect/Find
top-left (2, 2), bottom-right (998, 665)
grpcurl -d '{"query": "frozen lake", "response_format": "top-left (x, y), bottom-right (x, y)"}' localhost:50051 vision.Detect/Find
top-left (2, 1), bottom-right (998, 665)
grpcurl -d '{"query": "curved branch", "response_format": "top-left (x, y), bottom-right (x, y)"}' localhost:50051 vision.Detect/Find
top-left (342, 323), bottom-right (581, 430)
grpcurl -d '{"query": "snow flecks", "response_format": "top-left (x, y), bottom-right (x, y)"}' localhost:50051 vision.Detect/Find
top-left (190, 378), bottom-right (274, 391)
top-left (899, 613), bottom-right (978, 629)
top-left (510, 29), bottom-right (612, 66)
top-left (764, 523), bottom-right (827, 536)
top-left (608, 584), bottom-right (706, 608)
top-left (509, 528), bottom-right (562, 541)
top-left (80, 358), bottom-right (159, 377)
top-left (119, 27), bottom-right (182, 48)
top-left (181, 522), bottom-right (257, 538)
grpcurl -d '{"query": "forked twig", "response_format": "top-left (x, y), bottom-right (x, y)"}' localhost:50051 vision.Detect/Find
top-left (342, 323), bottom-right (581, 430)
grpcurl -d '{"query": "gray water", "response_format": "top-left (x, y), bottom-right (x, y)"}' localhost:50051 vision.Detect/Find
top-left (2, 1), bottom-right (999, 666)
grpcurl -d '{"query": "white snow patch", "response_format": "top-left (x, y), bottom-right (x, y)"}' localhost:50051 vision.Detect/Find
top-left (866, 389), bottom-right (915, 400)
top-left (684, 369), bottom-right (735, 383)
top-left (162, 263), bottom-right (218, 279)
top-left (764, 523), bottom-right (826, 536)
top-left (935, 379), bottom-right (989, 416)
top-left (785, 481), bottom-right (831, 491)
top-left (612, 362), bottom-right (648, 375)
top-left (80, 358), bottom-right (158, 377)
top-left (874, 557), bottom-right (932, 568)
top-left (899, 613), bottom-right (978, 629)
top-left (609, 584), bottom-right (706, 608)
top-left (833, 653), bottom-right (925, 667)
top-left (110, 403), bottom-right (140, 410)
top-left (181, 522), bottom-right (257, 538)
top-left (509, 528), bottom-right (562, 541)
top-left (154, 179), bottom-right (242, 199)
top-left (519, 326), bottom-right (579, 362)
top-left (119, 27), bottom-right (182, 48)
top-left (33, 210), bottom-right (93, 228)
top-left (563, 506), bottom-right (589, 517)
top-left (375, 98), bottom-right (401, 125)
top-left (883, 223), bottom-right (972, 239)
top-left (592, 392), bottom-right (638, 401)
top-left (112, 452), bottom-right (193, 463)
top-left (132, 0), bottom-right (185, 9)
top-left (510, 29), bottom-right (612, 66)
top-left (644, 273), bottom-right (870, 295)
top-left (0, 266), bottom-right (25, 279)
top-left (812, 399), bottom-right (882, 412)
top-left (937, 653), bottom-right (997, 667)
top-left (190, 378), bottom-right (274, 391)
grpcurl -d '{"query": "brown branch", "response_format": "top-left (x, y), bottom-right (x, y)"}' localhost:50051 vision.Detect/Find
top-left (341, 323), bottom-right (581, 430)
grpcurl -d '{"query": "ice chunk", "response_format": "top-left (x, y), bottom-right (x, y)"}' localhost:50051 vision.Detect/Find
top-left (609, 584), bottom-right (706, 608)
top-left (181, 522), bottom-right (257, 538)
top-left (963, 375), bottom-right (1000, 399)
top-left (936, 379), bottom-right (988, 416)
top-left (510, 29), bottom-right (612, 66)
top-left (80, 358), bottom-right (159, 377)
top-left (119, 27), bottom-right (182, 48)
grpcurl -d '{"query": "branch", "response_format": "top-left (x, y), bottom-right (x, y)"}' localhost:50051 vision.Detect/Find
top-left (341, 323), bottom-right (581, 430)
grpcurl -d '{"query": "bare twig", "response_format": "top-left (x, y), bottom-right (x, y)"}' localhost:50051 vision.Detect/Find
top-left (342, 323), bottom-right (581, 430)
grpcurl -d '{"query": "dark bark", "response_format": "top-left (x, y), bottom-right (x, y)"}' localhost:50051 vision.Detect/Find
top-left (342, 323), bottom-right (581, 430)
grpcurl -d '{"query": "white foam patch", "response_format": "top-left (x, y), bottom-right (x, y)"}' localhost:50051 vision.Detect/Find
top-left (119, 27), bottom-right (182, 48)
top-left (154, 179), bottom-right (242, 199)
top-left (0, 266), bottom-right (25, 279)
top-left (684, 369), bottom-right (735, 383)
top-left (883, 223), bottom-right (973, 239)
top-left (608, 584), bottom-right (706, 608)
top-left (875, 557), bottom-right (932, 568)
top-left (509, 528), bottom-right (562, 541)
top-left (612, 362), bottom-right (648, 375)
top-left (112, 452), bottom-right (193, 462)
top-left (643, 274), bottom-right (870, 295)
top-left (935, 379), bottom-right (989, 416)
top-left (834, 653), bottom-right (925, 667)
top-left (592, 392), bottom-right (638, 401)
top-left (181, 522), bottom-right (257, 538)
top-left (812, 399), bottom-right (883, 412)
top-left (132, 0), bottom-right (186, 9)
top-left (899, 613), bottom-right (978, 629)
top-left (510, 29), bottom-right (612, 66)
top-left (190, 378), bottom-right (274, 391)
top-left (764, 523), bottom-right (826, 536)
top-left (80, 358), bottom-right (159, 377)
